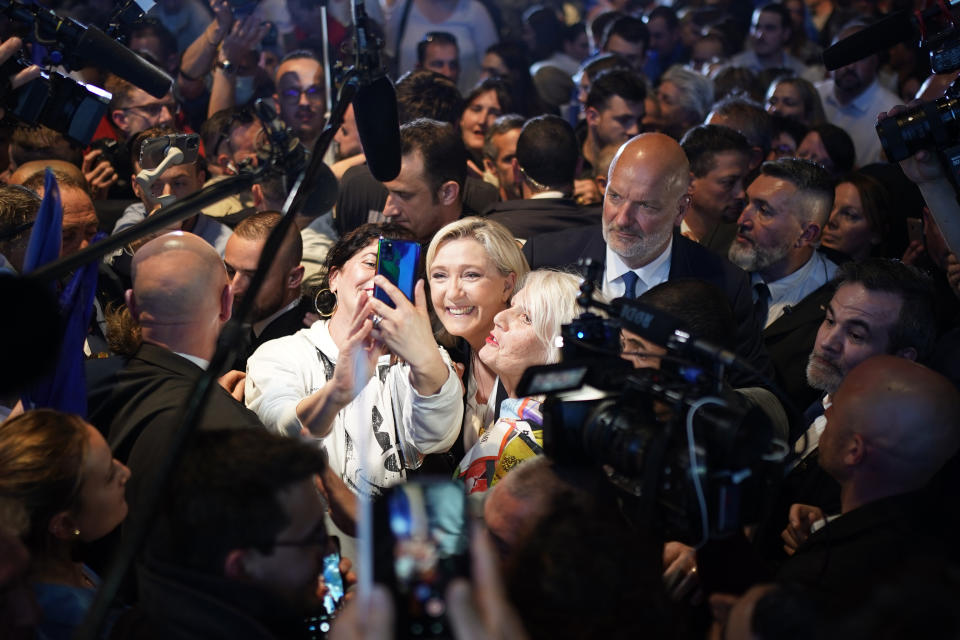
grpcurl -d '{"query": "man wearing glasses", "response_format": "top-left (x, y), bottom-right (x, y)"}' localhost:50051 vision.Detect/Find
top-left (274, 51), bottom-right (326, 153)
top-left (105, 74), bottom-right (179, 142)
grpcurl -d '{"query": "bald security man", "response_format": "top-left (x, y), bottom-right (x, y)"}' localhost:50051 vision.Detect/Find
top-left (777, 355), bottom-right (960, 612)
top-left (87, 232), bottom-right (265, 516)
top-left (522, 132), bottom-right (771, 386)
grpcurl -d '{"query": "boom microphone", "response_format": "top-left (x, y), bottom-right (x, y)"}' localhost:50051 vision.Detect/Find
top-left (353, 75), bottom-right (401, 182)
top-left (821, 9), bottom-right (913, 70)
top-left (75, 24), bottom-right (173, 98)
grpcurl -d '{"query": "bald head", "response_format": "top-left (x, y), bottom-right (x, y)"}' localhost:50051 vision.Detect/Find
top-left (129, 232), bottom-right (230, 336)
top-left (603, 133), bottom-right (691, 268)
top-left (823, 355), bottom-right (960, 499)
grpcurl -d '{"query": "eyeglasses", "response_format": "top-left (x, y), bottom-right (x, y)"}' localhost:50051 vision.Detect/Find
top-left (279, 85), bottom-right (324, 104)
top-left (120, 101), bottom-right (180, 118)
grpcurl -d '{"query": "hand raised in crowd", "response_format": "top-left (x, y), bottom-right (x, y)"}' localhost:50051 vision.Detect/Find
top-left (329, 294), bottom-right (385, 407)
top-left (81, 149), bottom-right (118, 199)
top-left (781, 503), bottom-right (825, 555)
top-left (209, 0), bottom-right (235, 42)
top-left (368, 277), bottom-right (449, 396)
top-left (221, 14), bottom-right (271, 65)
top-left (0, 37), bottom-right (41, 121)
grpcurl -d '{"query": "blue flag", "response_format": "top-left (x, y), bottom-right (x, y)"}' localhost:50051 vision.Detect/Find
top-left (21, 169), bottom-right (100, 416)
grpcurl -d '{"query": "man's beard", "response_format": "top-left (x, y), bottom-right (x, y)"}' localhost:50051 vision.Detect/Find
top-left (602, 220), bottom-right (674, 264)
top-left (805, 352), bottom-right (843, 394)
top-left (727, 233), bottom-right (793, 273)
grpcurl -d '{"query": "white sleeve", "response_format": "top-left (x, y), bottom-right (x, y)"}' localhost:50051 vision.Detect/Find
top-left (390, 347), bottom-right (463, 464)
top-left (245, 337), bottom-right (313, 437)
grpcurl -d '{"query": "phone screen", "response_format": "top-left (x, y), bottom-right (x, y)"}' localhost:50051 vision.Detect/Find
top-left (374, 237), bottom-right (421, 309)
top-left (305, 539), bottom-right (344, 639)
top-left (373, 478), bottom-right (469, 638)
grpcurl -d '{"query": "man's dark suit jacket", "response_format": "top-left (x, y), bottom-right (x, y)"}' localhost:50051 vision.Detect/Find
top-left (522, 225), bottom-right (772, 387)
top-left (762, 282), bottom-right (835, 416)
top-left (483, 197), bottom-right (601, 241)
top-left (776, 491), bottom-right (949, 614)
top-left (87, 342), bottom-right (264, 513)
top-left (234, 296), bottom-right (313, 371)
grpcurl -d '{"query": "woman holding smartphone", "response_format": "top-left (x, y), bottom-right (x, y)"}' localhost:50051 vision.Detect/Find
top-left (245, 223), bottom-right (463, 496)
top-left (425, 218), bottom-right (529, 454)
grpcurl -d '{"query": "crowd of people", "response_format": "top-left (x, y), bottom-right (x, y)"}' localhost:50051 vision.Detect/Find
top-left (3, 0), bottom-right (960, 638)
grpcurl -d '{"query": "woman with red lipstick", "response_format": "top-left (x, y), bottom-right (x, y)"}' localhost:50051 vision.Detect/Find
top-left (459, 78), bottom-right (512, 177)
top-left (454, 270), bottom-right (606, 494)
top-left (246, 223), bottom-right (464, 496)
top-left (426, 218), bottom-right (529, 456)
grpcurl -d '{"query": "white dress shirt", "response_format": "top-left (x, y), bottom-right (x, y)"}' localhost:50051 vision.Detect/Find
top-left (602, 236), bottom-right (673, 300)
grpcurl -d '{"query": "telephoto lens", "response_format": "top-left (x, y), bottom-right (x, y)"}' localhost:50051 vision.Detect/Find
top-left (876, 96), bottom-right (960, 162)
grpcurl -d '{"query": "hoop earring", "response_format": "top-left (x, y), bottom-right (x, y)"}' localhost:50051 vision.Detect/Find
top-left (314, 288), bottom-right (337, 318)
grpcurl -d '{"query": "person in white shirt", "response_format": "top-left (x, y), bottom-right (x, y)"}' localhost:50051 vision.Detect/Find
top-left (816, 22), bottom-right (901, 167)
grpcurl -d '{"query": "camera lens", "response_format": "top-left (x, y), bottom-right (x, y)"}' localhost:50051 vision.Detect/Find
top-left (877, 96), bottom-right (960, 162)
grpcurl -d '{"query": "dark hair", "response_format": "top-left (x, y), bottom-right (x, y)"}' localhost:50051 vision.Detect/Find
top-left (9, 125), bottom-right (82, 167)
top-left (709, 96), bottom-right (773, 157)
top-left (833, 258), bottom-right (936, 362)
top-left (712, 66), bottom-right (764, 103)
top-left (417, 31), bottom-right (458, 66)
top-left (757, 2), bottom-right (793, 35)
top-left (769, 112), bottom-right (809, 152)
top-left (680, 124), bottom-right (751, 177)
top-left (315, 223), bottom-right (418, 314)
top-left (562, 22), bottom-right (587, 45)
top-left (483, 113), bottom-right (525, 161)
top-left (836, 171), bottom-right (892, 256)
top-left (201, 106), bottom-right (256, 162)
top-left (150, 429), bottom-right (327, 574)
top-left (601, 15), bottom-right (650, 51)
top-left (522, 6), bottom-right (564, 61)
top-left (395, 69), bottom-right (465, 126)
top-left (505, 493), bottom-right (671, 639)
top-left (233, 211), bottom-right (304, 269)
top-left (483, 41), bottom-right (544, 118)
top-left (400, 118), bottom-right (467, 196)
top-left (585, 68), bottom-right (646, 111)
top-left (804, 123), bottom-right (855, 174)
top-left (279, 49), bottom-right (321, 65)
top-left (580, 52), bottom-right (633, 82)
top-left (0, 184), bottom-right (41, 260)
top-left (516, 115), bottom-right (578, 190)
top-left (589, 11), bottom-right (622, 51)
top-left (127, 17), bottom-right (178, 65)
top-left (0, 410), bottom-right (89, 549)
top-left (639, 278), bottom-right (736, 349)
top-left (648, 5), bottom-right (679, 30)
top-left (463, 78), bottom-right (513, 120)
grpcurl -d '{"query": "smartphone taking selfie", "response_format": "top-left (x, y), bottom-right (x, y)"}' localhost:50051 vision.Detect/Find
top-left (374, 237), bottom-right (421, 308)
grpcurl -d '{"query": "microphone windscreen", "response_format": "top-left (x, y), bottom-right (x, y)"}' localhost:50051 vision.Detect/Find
top-left (822, 10), bottom-right (913, 70)
top-left (354, 75), bottom-right (402, 182)
top-left (78, 25), bottom-right (173, 98)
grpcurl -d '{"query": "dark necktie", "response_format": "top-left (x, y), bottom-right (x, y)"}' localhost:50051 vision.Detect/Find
top-left (621, 271), bottom-right (639, 299)
top-left (754, 281), bottom-right (771, 328)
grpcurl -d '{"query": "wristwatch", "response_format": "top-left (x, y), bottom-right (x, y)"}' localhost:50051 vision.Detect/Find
top-left (216, 58), bottom-right (237, 75)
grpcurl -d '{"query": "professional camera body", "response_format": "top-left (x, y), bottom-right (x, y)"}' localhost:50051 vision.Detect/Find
top-left (516, 277), bottom-right (786, 546)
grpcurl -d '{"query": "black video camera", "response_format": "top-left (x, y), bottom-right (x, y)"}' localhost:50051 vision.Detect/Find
top-left (0, 57), bottom-right (110, 147)
top-left (515, 273), bottom-right (786, 545)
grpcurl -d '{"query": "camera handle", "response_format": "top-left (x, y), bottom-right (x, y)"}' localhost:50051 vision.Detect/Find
top-left (134, 146), bottom-right (185, 211)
